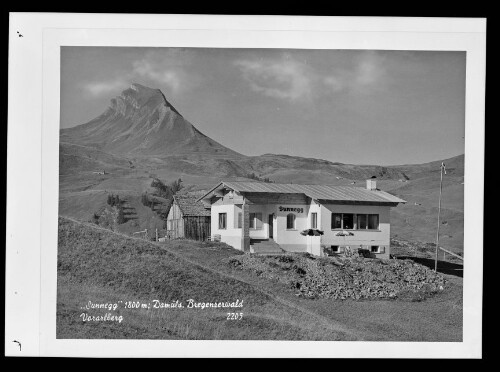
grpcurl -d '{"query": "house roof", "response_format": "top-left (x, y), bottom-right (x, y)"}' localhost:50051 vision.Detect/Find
top-left (174, 194), bottom-right (211, 216)
top-left (198, 181), bottom-right (406, 205)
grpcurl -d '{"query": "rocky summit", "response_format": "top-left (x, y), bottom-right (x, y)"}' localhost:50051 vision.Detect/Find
top-left (60, 83), bottom-right (240, 157)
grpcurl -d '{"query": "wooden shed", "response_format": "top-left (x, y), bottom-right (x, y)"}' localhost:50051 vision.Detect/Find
top-left (165, 194), bottom-right (211, 240)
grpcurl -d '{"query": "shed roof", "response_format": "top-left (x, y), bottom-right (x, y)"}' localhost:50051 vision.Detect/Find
top-left (199, 181), bottom-right (406, 205)
top-left (174, 194), bottom-right (211, 216)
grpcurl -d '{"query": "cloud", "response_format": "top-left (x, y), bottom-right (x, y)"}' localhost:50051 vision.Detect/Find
top-left (82, 49), bottom-right (197, 99)
top-left (322, 52), bottom-right (386, 95)
top-left (132, 59), bottom-right (183, 93)
top-left (82, 78), bottom-right (128, 97)
top-left (235, 51), bottom-right (387, 102)
top-left (235, 57), bottom-right (314, 102)
top-left (323, 76), bottom-right (344, 93)
top-left (129, 49), bottom-right (200, 94)
top-left (354, 52), bottom-right (386, 87)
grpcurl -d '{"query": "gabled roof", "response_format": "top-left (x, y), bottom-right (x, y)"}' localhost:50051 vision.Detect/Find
top-left (198, 181), bottom-right (406, 205)
top-left (174, 194), bottom-right (211, 216)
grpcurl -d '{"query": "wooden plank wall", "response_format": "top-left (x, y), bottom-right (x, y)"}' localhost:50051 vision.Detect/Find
top-left (166, 202), bottom-right (184, 239)
top-left (184, 216), bottom-right (211, 241)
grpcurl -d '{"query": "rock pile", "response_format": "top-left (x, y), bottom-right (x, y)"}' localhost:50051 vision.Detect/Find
top-left (225, 253), bottom-right (446, 300)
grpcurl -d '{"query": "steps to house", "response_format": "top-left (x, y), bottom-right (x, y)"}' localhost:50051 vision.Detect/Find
top-left (250, 239), bottom-right (285, 255)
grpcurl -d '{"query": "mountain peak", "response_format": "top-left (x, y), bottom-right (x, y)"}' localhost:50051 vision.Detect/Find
top-left (118, 83), bottom-right (182, 117)
top-left (130, 82), bottom-right (154, 91)
top-left (61, 83), bottom-right (238, 157)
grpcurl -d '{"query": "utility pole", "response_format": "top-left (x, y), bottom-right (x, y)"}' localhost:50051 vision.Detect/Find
top-left (434, 162), bottom-right (446, 272)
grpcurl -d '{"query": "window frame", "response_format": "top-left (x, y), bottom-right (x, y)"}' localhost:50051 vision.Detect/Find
top-left (332, 213), bottom-right (380, 230)
top-left (331, 212), bottom-right (355, 230)
top-left (357, 214), bottom-right (367, 230)
top-left (286, 213), bottom-right (296, 230)
top-left (356, 214), bottom-right (380, 230)
top-left (218, 212), bottom-right (227, 230)
top-left (367, 214), bottom-right (379, 230)
top-left (311, 212), bottom-right (318, 229)
top-left (249, 212), bottom-right (263, 230)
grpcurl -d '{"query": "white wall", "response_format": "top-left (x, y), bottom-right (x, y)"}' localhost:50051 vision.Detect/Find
top-left (307, 201), bottom-right (322, 255)
top-left (211, 204), bottom-right (242, 250)
top-left (248, 204), bottom-right (274, 239)
top-left (320, 204), bottom-right (391, 258)
top-left (275, 203), bottom-right (309, 252)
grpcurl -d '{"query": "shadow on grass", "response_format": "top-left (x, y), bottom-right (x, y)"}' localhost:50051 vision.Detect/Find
top-left (397, 256), bottom-right (463, 278)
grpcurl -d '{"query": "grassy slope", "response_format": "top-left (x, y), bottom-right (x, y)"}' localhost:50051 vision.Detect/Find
top-left (58, 217), bottom-right (357, 340)
top-left (57, 217), bottom-right (462, 341)
top-left (384, 165), bottom-right (464, 253)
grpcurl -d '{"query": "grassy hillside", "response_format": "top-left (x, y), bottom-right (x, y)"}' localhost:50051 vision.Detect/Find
top-left (384, 156), bottom-right (464, 253)
top-left (59, 132), bottom-right (464, 254)
top-left (58, 217), bottom-right (358, 340)
top-left (57, 217), bottom-right (462, 341)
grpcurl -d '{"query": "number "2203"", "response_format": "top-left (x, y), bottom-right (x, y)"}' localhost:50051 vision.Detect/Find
top-left (227, 312), bottom-right (243, 320)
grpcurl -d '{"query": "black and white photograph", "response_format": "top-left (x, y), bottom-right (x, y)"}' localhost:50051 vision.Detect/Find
top-left (6, 14), bottom-right (485, 358)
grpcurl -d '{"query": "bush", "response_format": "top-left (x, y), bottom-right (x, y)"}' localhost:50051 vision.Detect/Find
top-left (116, 207), bottom-right (125, 224)
top-left (141, 193), bottom-right (149, 206)
top-left (90, 213), bottom-right (100, 225)
top-left (107, 193), bottom-right (121, 207)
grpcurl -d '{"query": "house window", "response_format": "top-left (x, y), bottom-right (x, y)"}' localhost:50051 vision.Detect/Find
top-left (237, 212), bottom-right (242, 229)
top-left (371, 246), bottom-right (379, 253)
top-left (218, 213), bottom-right (227, 229)
top-left (311, 212), bottom-right (318, 229)
top-left (368, 214), bottom-right (379, 230)
top-left (331, 245), bottom-right (339, 253)
top-left (356, 214), bottom-right (379, 230)
top-left (331, 213), bottom-right (354, 229)
top-left (331, 213), bottom-right (342, 229)
top-left (286, 213), bottom-right (296, 230)
top-left (357, 214), bottom-right (367, 229)
top-left (343, 214), bottom-right (354, 229)
top-left (249, 213), bottom-right (263, 229)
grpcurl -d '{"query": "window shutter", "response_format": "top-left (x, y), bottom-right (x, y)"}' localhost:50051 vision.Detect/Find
top-left (237, 212), bottom-right (242, 228)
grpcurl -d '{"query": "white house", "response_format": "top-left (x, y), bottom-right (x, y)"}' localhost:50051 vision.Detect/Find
top-left (198, 179), bottom-right (406, 259)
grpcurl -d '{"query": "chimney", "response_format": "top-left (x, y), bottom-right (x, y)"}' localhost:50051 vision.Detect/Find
top-left (366, 177), bottom-right (377, 190)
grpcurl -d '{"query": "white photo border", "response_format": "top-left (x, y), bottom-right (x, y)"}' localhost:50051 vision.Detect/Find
top-left (6, 13), bottom-right (485, 358)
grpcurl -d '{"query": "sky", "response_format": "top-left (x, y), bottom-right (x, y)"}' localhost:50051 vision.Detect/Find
top-left (60, 47), bottom-right (465, 165)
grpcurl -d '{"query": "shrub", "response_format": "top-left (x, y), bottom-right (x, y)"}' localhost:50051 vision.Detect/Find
top-left (116, 207), bottom-right (125, 224)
